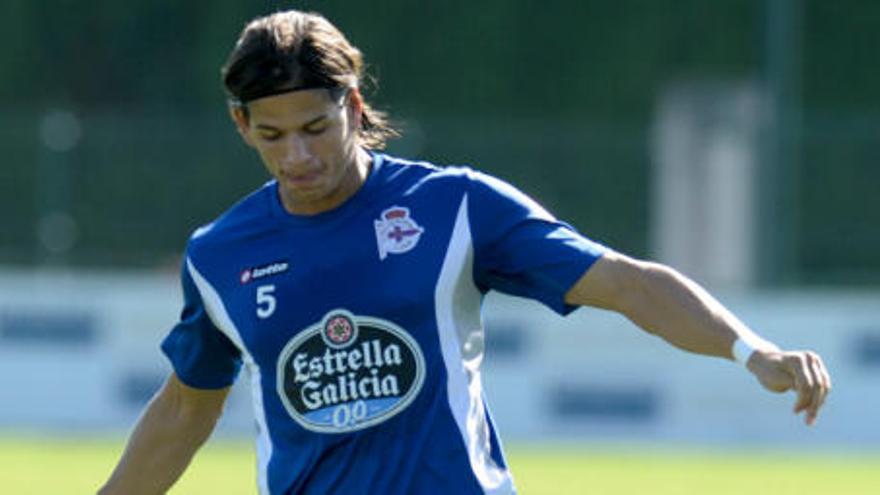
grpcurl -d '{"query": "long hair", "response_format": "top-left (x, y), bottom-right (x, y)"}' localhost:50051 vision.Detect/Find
top-left (221, 10), bottom-right (398, 149)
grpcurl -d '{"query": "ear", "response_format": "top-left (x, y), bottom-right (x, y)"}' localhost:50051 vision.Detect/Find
top-left (346, 87), bottom-right (365, 131)
top-left (228, 105), bottom-right (255, 147)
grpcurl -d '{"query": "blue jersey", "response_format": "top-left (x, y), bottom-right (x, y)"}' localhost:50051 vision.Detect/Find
top-left (161, 153), bottom-right (605, 494)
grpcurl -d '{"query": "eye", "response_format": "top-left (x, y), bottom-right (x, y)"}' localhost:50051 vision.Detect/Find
top-left (258, 131), bottom-right (282, 142)
top-left (303, 124), bottom-right (328, 136)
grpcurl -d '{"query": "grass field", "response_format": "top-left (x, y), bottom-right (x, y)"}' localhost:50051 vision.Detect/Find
top-left (2, 437), bottom-right (877, 494)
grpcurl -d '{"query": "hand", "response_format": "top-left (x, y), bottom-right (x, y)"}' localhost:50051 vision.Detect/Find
top-left (746, 349), bottom-right (832, 426)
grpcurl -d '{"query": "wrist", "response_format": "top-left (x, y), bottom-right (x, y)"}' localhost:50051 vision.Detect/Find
top-left (732, 335), bottom-right (779, 365)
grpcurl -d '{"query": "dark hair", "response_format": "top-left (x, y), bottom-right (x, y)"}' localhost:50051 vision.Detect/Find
top-left (221, 10), bottom-right (398, 149)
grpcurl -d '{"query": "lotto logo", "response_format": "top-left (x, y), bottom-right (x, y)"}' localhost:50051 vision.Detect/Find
top-left (239, 260), bottom-right (289, 284)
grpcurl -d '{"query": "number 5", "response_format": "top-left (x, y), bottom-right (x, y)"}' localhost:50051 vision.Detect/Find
top-left (256, 285), bottom-right (276, 319)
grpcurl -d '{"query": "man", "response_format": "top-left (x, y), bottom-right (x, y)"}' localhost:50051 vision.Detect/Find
top-left (99, 9), bottom-right (831, 495)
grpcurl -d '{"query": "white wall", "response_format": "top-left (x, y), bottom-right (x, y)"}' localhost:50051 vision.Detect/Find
top-left (0, 268), bottom-right (876, 448)
top-left (483, 291), bottom-right (879, 447)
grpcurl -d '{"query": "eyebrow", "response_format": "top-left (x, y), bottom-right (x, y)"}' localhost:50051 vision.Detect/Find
top-left (254, 115), bottom-right (328, 132)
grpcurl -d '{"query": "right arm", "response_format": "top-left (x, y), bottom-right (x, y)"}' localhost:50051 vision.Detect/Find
top-left (564, 250), bottom-right (831, 425)
top-left (98, 373), bottom-right (231, 495)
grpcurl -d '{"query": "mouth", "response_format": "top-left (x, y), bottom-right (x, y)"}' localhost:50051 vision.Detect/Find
top-left (281, 171), bottom-right (323, 188)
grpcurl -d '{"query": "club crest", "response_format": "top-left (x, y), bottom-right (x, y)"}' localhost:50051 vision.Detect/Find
top-left (374, 206), bottom-right (424, 260)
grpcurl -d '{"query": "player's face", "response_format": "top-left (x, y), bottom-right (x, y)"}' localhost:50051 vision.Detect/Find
top-left (232, 88), bottom-right (366, 215)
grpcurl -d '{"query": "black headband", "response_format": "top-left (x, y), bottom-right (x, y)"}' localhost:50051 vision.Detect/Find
top-left (226, 51), bottom-right (347, 106)
top-left (229, 82), bottom-right (337, 107)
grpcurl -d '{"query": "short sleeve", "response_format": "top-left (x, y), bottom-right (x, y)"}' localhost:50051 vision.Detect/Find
top-left (160, 258), bottom-right (242, 389)
top-left (468, 171), bottom-right (606, 315)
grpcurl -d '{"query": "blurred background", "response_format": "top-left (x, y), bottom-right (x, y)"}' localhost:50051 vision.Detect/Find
top-left (1, 0), bottom-right (878, 477)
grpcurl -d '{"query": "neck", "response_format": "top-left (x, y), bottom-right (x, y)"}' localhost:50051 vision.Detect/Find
top-left (279, 147), bottom-right (372, 216)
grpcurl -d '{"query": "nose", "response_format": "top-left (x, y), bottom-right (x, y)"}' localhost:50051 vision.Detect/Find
top-left (279, 134), bottom-right (313, 170)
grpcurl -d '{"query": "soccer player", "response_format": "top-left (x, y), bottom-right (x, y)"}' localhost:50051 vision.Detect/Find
top-left (98, 9), bottom-right (831, 495)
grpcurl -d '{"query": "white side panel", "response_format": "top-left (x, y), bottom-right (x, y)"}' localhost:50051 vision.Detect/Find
top-left (186, 259), bottom-right (272, 495)
top-left (434, 196), bottom-right (515, 494)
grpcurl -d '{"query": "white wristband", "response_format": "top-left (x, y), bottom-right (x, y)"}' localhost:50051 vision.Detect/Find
top-left (732, 335), bottom-right (779, 365)
top-left (732, 338), bottom-right (757, 365)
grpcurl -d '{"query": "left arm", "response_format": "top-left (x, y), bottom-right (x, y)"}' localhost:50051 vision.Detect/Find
top-left (565, 250), bottom-right (832, 425)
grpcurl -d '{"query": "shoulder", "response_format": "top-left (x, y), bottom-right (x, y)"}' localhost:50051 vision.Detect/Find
top-left (467, 170), bottom-right (554, 219)
top-left (375, 153), bottom-right (548, 216)
top-left (379, 154), bottom-right (527, 197)
top-left (186, 181), bottom-right (277, 257)
top-left (373, 152), bottom-right (481, 193)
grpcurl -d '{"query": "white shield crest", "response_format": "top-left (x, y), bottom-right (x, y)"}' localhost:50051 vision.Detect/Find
top-left (374, 206), bottom-right (424, 260)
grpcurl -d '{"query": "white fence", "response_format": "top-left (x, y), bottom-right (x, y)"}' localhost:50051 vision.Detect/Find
top-left (0, 268), bottom-right (877, 447)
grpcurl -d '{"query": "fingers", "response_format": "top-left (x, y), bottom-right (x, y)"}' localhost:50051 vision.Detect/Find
top-left (786, 351), bottom-right (832, 426)
top-left (789, 354), bottom-right (814, 415)
top-left (806, 352), bottom-right (832, 425)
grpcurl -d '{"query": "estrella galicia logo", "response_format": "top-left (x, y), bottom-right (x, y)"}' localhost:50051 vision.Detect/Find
top-left (276, 310), bottom-right (426, 433)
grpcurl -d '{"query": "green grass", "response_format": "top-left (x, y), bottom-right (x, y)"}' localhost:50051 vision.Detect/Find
top-left (510, 445), bottom-right (880, 495)
top-left (2, 437), bottom-right (877, 494)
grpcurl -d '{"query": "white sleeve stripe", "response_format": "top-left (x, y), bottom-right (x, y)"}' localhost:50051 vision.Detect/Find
top-left (186, 258), bottom-right (244, 350)
top-left (186, 257), bottom-right (273, 495)
top-left (433, 195), bottom-right (515, 494)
